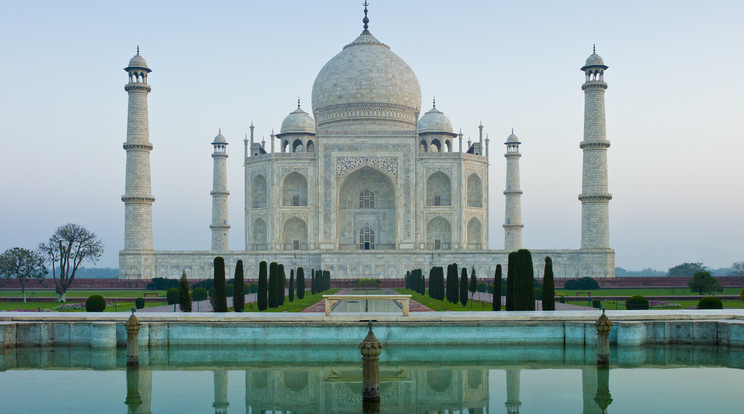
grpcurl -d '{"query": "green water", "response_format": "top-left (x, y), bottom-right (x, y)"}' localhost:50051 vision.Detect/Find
top-left (0, 345), bottom-right (742, 413)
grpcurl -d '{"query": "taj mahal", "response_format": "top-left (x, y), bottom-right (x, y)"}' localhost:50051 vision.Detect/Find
top-left (119, 6), bottom-right (614, 280)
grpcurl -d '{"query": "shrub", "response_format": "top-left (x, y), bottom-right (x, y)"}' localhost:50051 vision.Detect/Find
top-left (477, 281), bottom-right (487, 293)
top-left (354, 278), bottom-right (381, 287)
top-left (85, 294), bottom-right (106, 312)
top-left (487, 284), bottom-right (494, 294)
top-left (233, 260), bottom-right (244, 312)
top-left (191, 279), bottom-right (214, 291)
top-left (278, 264), bottom-right (286, 305)
top-left (626, 295), bottom-right (649, 310)
top-left (178, 271), bottom-right (192, 312)
top-left (459, 267), bottom-right (469, 307)
top-left (446, 263), bottom-right (459, 304)
top-left (212, 257), bottom-right (228, 312)
top-left (592, 299), bottom-right (602, 309)
top-left (697, 297), bottom-right (723, 309)
top-left (166, 288), bottom-right (179, 305)
top-left (534, 288), bottom-right (543, 301)
top-left (225, 283), bottom-right (235, 298)
top-left (289, 269), bottom-right (295, 303)
top-left (559, 295), bottom-right (566, 304)
top-left (249, 283), bottom-right (258, 294)
top-left (269, 262), bottom-right (279, 308)
top-left (506, 252), bottom-right (517, 311)
top-left (564, 277), bottom-right (600, 290)
top-left (135, 297), bottom-right (145, 309)
top-left (192, 287), bottom-right (208, 301)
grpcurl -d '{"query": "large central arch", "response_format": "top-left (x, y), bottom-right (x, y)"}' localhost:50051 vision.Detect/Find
top-left (338, 165), bottom-right (396, 250)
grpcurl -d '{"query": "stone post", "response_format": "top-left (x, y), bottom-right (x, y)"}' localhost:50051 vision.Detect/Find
top-left (125, 309), bottom-right (141, 367)
top-left (359, 322), bottom-right (383, 402)
top-left (125, 367), bottom-right (143, 414)
top-left (505, 369), bottom-right (521, 414)
top-left (213, 369), bottom-right (230, 414)
top-left (595, 309), bottom-right (612, 366)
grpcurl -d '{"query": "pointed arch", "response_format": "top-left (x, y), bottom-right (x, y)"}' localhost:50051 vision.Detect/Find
top-left (467, 217), bottom-right (483, 248)
top-left (282, 172), bottom-right (308, 206)
top-left (251, 174), bottom-right (267, 208)
top-left (426, 171), bottom-right (451, 206)
top-left (282, 216), bottom-right (308, 250)
top-left (252, 218), bottom-right (267, 249)
top-left (426, 216), bottom-right (451, 250)
top-left (467, 174), bottom-right (483, 207)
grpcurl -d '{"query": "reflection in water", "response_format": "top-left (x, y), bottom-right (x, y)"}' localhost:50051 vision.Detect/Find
top-left (1, 345), bottom-right (743, 413)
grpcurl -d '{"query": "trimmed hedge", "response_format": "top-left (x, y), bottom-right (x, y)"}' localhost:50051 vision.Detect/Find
top-left (212, 257), bottom-right (228, 312)
top-left (233, 260), bottom-right (245, 312)
top-left (542, 257), bottom-right (555, 311)
top-left (626, 295), bottom-right (649, 310)
top-left (192, 287), bottom-right (208, 301)
top-left (166, 288), bottom-right (179, 305)
top-left (135, 297), bottom-right (145, 309)
top-left (697, 297), bottom-right (723, 309)
top-left (85, 294), bottom-right (106, 312)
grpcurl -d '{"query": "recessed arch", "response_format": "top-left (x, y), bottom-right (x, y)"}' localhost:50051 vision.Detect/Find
top-left (306, 140), bottom-right (315, 152)
top-left (292, 139), bottom-right (304, 153)
top-left (252, 218), bottom-right (267, 249)
top-left (467, 217), bottom-right (482, 248)
top-left (426, 216), bottom-right (451, 250)
top-left (282, 216), bottom-right (307, 250)
top-left (251, 174), bottom-right (267, 208)
top-left (467, 174), bottom-right (483, 207)
top-left (282, 172), bottom-right (308, 206)
top-left (419, 140), bottom-right (428, 152)
top-left (431, 138), bottom-right (441, 153)
top-left (426, 171), bottom-right (451, 206)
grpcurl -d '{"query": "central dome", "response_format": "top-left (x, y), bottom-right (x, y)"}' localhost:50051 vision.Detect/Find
top-left (311, 31), bottom-right (422, 131)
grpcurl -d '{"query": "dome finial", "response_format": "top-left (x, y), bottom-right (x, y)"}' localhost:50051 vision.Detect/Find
top-left (362, 1), bottom-right (370, 31)
top-left (593, 44), bottom-right (596, 53)
top-left (136, 45), bottom-right (140, 55)
top-left (298, 97), bottom-right (301, 108)
top-left (432, 97), bottom-right (436, 108)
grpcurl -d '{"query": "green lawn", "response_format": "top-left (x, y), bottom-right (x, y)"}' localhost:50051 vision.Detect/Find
top-left (569, 298), bottom-right (744, 310)
top-left (0, 289), bottom-right (166, 298)
top-left (0, 300), bottom-right (163, 312)
top-left (394, 288), bottom-right (496, 311)
top-left (240, 289), bottom-right (341, 312)
top-left (557, 287), bottom-right (742, 297)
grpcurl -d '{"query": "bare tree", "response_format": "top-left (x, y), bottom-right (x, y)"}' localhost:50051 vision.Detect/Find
top-left (0, 248), bottom-right (47, 302)
top-left (731, 261), bottom-right (744, 276)
top-left (38, 223), bottom-right (103, 302)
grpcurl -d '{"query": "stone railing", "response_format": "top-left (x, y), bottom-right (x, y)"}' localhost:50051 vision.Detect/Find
top-left (322, 294), bottom-right (412, 317)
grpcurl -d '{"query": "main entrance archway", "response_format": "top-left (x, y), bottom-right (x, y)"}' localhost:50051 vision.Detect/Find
top-left (338, 166), bottom-right (396, 250)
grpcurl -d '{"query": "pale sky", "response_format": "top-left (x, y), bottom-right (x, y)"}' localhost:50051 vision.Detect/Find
top-left (1, 0), bottom-right (742, 271)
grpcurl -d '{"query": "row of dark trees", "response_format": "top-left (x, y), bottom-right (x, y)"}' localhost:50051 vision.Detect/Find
top-left (311, 269), bottom-right (331, 295)
top-left (405, 269), bottom-right (425, 294)
top-left (256, 263), bottom-right (328, 311)
top-left (405, 249), bottom-right (558, 312)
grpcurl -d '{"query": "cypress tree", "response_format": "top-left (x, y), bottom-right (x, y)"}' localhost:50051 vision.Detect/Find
top-left (515, 249), bottom-right (535, 311)
top-left (446, 263), bottom-right (459, 304)
top-left (469, 266), bottom-right (477, 307)
top-left (289, 269), bottom-right (295, 302)
top-left (279, 264), bottom-right (286, 306)
top-left (257, 261), bottom-right (268, 311)
top-left (506, 252), bottom-right (517, 311)
top-left (459, 267), bottom-right (468, 306)
top-left (268, 262), bottom-right (279, 308)
top-left (213, 257), bottom-right (228, 312)
top-left (433, 266), bottom-right (444, 300)
top-left (178, 270), bottom-right (192, 312)
top-left (311, 269), bottom-right (315, 295)
top-left (324, 270), bottom-right (330, 291)
top-left (297, 267), bottom-right (305, 299)
top-left (233, 260), bottom-right (245, 312)
top-left (493, 264), bottom-right (502, 311)
top-left (542, 256), bottom-right (555, 311)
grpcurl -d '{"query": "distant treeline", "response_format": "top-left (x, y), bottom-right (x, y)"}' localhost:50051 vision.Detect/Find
top-left (615, 267), bottom-right (732, 277)
top-left (44, 267), bottom-right (119, 279)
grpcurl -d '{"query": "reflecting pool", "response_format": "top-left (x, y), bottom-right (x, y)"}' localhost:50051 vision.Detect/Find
top-left (1, 345), bottom-right (742, 413)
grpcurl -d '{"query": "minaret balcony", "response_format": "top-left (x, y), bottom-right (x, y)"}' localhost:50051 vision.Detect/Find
top-left (124, 83), bottom-right (152, 93)
top-left (123, 142), bottom-right (153, 151)
top-left (578, 194), bottom-right (612, 202)
top-left (579, 140), bottom-right (611, 149)
top-left (581, 81), bottom-right (607, 91)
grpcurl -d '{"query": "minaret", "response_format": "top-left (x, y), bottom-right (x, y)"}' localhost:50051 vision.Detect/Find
top-left (210, 129), bottom-right (230, 251)
top-left (579, 46), bottom-right (612, 249)
top-left (122, 47), bottom-right (154, 252)
top-left (505, 369), bottom-right (522, 413)
top-left (503, 130), bottom-right (523, 252)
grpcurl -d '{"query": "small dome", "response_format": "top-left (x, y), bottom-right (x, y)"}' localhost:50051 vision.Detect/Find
top-left (280, 106), bottom-right (316, 134)
top-left (585, 52), bottom-right (604, 67)
top-left (418, 106), bottom-right (453, 134)
top-left (506, 130), bottom-right (520, 144)
top-left (127, 52), bottom-right (149, 70)
top-left (212, 130), bottom-right (227, 145)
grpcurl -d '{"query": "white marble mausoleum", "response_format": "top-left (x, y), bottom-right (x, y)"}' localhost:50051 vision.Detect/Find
top-left (119, 7), bottom-right (614, 280)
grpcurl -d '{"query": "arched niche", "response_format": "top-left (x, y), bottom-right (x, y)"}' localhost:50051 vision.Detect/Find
top-left (283, 217), bottom-right (307, 250)
top-left (252, 218), bottom-right (267, 249)
top-left (306, 140), bottom-right (315, 152)
top-left (467, 217), bottom-right (482, 248)
top-left (467, 174), bottom-right (483, 207)
top-left (426, 216), bottom-right (451, 250)
top-left (338, 166), bottom-right (396, 250)
top-left (426, 172), bottom-right (451, 206)
top-left (419, 140), bottom-right (428, 152)
top-left (282, 172), bottom-right (308, 206)
top-left (430, 138), bottom-right (441, 153)
top-left (251, 174), bottom-right (267, 208)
